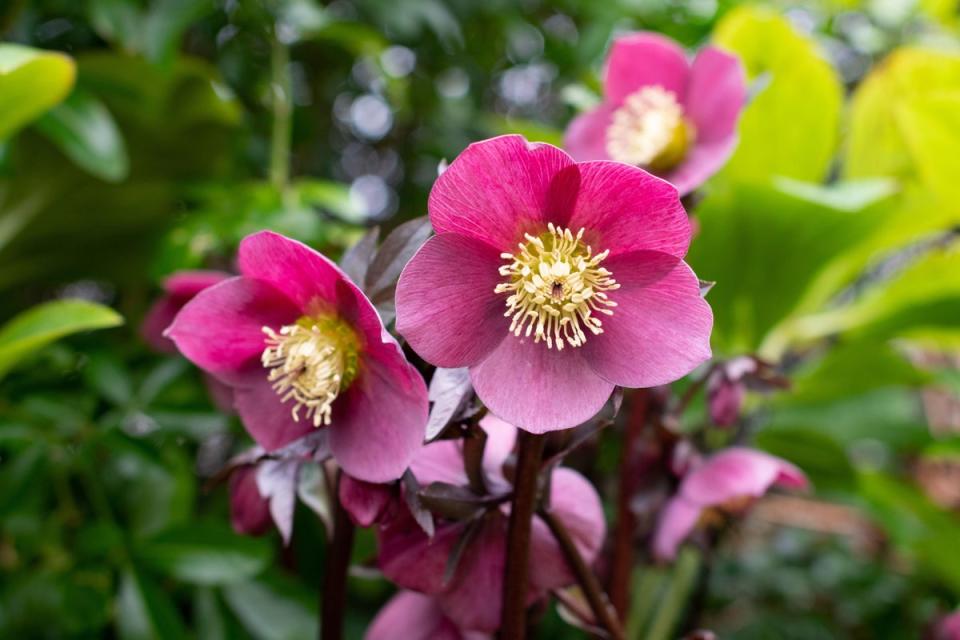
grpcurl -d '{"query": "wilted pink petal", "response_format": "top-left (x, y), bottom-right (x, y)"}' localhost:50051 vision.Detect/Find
top-left (366, 591), bottom-right (491, 640)
top-left (339, 474), bottom-right (393, 527)
top-left (229, 465), bottom-right (273, 536)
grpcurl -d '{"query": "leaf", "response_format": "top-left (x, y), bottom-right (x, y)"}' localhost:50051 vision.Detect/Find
top-left (222, 572), bottom-right (318, 640)
top-left (755, 428), bottom-right (855, 493)
top-left (426, 367), bottom-right (473, 441)
top-left (116, 565), bottom-right (188, 640)
top-left (365, 216), bottom-right (432, 300)
top-left (136, 523), bottom-right (271, 585)
top-left (896, 90), bottom-right (960, 202)
top-left (713, 6), bottom-right (843, 184)
top-left (35, 90), bottom-right (129, 182)
top-left (339, 226), bottom-right (380, 285)
top-left (256, 459), bottom-right (301, 545)
top-left (401, 469), bottom-right (435, 537)
top-left (0, 299), bottom-right (123, 380)
top-left (0, 44), bottom-right (76, 139)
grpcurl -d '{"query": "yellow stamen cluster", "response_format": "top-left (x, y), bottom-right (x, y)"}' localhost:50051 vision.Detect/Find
top-left (261, 316), bottom-right (360, 427)
top-left (606, 85), bottom-right (694, 171)
top-left (495, 223), bottom-right (619, 350)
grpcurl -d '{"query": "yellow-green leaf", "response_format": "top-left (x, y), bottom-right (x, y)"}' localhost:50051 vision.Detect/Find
top-left (0, 44), bottom-right (76, 140)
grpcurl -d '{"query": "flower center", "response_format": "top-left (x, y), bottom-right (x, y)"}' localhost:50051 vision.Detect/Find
top-left (494, 223), bottom-right (619, 350)
top-left (606, 85), bottom-right (695, 171)
top-left (261, 315), bottom-right (360, 427)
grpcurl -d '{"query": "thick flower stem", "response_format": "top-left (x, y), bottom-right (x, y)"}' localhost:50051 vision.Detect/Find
top-left (321, 471), bottom-right (355, 640)
top-left (539, 508), bottom-right (625, 640)
top-left (501, 431), bottom-right (547, 639)
top-left (609, 388), bottom-right (649, 619)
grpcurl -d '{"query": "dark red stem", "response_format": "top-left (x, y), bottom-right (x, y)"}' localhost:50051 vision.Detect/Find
top-left (321, 471), bottom-right (355, 640)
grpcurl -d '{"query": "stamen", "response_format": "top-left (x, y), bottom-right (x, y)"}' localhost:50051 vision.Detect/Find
top-left (261, 316), bottom-right (360, 427)
top-left (606, 85), bottom-right (694, 170)
top-left (494, 223), bottom-right (620, 350)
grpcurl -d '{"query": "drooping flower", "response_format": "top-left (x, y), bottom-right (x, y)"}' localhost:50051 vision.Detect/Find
top-left (167, 231), bottom-right (429, 483)
top-left (395, 134), bottom-right (712, 432)
top-left (653, 447), bottom-right (809, 560)
top-left (374, 415), bottom-right (606, 633)
top-left (706, 356), bottom-right (757, 427)
top-left (229, 464), bottom-right (273, 536)
top-left (564, 32), bottom-right (746, 196)
top-left (366, 591), bottom-right (491, 640)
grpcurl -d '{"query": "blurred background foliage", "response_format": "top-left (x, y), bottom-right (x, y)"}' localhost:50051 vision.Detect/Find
top-left (1, 0), bottom-right (959, 638)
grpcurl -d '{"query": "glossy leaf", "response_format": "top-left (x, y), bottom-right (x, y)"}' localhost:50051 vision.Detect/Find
top-left (222, 572), bottom-right (318, 640)
top-left (116, 566), bottom-right (189, 640)
top-left (0, 44), bottom-right (76, 140)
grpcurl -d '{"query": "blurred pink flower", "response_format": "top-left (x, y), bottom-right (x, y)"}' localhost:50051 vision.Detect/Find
top-left (653, 447), bottom-right (808, 560)
top-left (229, 465), bottom-right (273, 536)
top-left (167, 231), bottom-right (428, 483)
top-left (395, 135), bottom-right (712, 432)
top-left (706, 357), bottom-right (757, 427)
top-left (366, 591), bottom-right (490, 640)
top-left (375, 415), bottom-right (606, 632)
top-left (564, 32), bottom-right (746, 195)
top-left (935, 611), bottom-right (960, 640)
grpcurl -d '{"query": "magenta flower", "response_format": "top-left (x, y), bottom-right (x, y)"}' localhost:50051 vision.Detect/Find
top-left (374, 415), bottom-right (605, 632)
top-left (167, 231), bottom-right (429, 483)
top-left (564, 32), bottom-right (746, 196)
top-left (395, 134), bottom-right (712, 432)
top-left (366, 591), bottom-right (490, 640)
top-left (142, 270), bottom-right (230, 353)
top-left (653, 447), bottom-right (808, 560)
top-left (340, 474), bottom-right (394, 527)
top-left (229, 464), bottom-right (273, 536)
top-left (706, 357), bottom-right (757, 427)
top-left (934, 611), bottom-right (960, 640)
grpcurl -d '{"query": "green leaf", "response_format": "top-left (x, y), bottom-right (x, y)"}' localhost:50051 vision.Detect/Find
top-left (896, 90), bottom-right (960, 202)
top-left (755, 428), bottom-right (856, 493)
top-left (0, 44), bottom-right (76, 140)
top-left (222, 571), bottom-right (318, 640)
top-left (136, 523), bottom-right (271, 585)
top-left (712, 6), bottom-right (843, 184)
top-left (35, 90), bottom-right (129, 182)
top-left (116, 565), bottom-right (189, 640)
top-left (0, 299), bottom-right (123, 380)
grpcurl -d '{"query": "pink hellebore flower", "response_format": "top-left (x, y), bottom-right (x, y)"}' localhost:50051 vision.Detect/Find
top-left (229, 465), bottom-right (273, 536)
top-left (653, 447), bottom-right (809, 561)
top-left (706, 356), bottom-right (757, 427)
top-left (564, 32), bottom-right (746, 196)
top-left (366, 591), bottom-right (490, 640)
top-left (935, 611), bottom-right (960, 640)
top-left (374, 415), bottom-right (606, 633)
top-left (395, 135), bottom-right (712, 432)
top-left (167, 231), bottom-right (429, 483)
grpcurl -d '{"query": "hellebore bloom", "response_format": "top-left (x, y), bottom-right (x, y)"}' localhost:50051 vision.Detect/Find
top-left (375, 415), bottom-right (606, 632)
top-left (564, 32), bottom-right (746, 196)
top-left (934, 611), bottom-right (960, 640)
top-left (706, 356), bottom-right (757, 427)
top-left (366, 591), bottom-right (490, 640)
top-left (167, 231), bottom-right (429, 483)
top-left (229, 464), bottom-right (273, 536)
top-left (395, 134), bottom-right (712, 432)
top-left (653, 447), bottom-right (808, 560)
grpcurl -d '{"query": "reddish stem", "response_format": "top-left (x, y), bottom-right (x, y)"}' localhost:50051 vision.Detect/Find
top-left (500, 431), bottom-right (547, 639)
top-left (321, 471), bottom-right (355, 640)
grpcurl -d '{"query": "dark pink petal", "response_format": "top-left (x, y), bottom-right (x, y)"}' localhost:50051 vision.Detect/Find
top-left (684, 46), bottom-right (746, 144)
top-left (438, 517), bottom-right (509, 632)
top-left (165, 270), bottom-right (232, 298)
top-left (232, 375), bottom-right (315, 451)
top-left (563, 105), bottom-right (615, 162)
top-left (166, 277), bottom-right (300, 383)
top-left (142, 296), bottom-right (186, 353)
top-left (340, 475), bottom-right (393, 527)
top-left (379, 515), bottom-right (461, 595)
top-left (651, 497), bottom-right (700, 561)
top-left (707, 375), bottom-right (745, 427)
top-left (564, 162), bottom-right (691, 258)
top-left (328, 349), bottom-right (428, 483)
top-left (528, 468), bottom-right (606, 593)
top-left (662, 136), bottom-right (738, 197)
top-left (681, 448), bottom-right (809, 506)
top-left (935, 611), bottom-right (960, 640)
top-left (410, 439), bottom-right (469, 487)
top-left (583, 251), bottom-right (712, 388)
top-left (428, 135), bottom-right (574, 252)
top-left (605, 32), bottom-right (690, 105)
top-left (238, 231), bottom-right (349, 314)
top-left (470, 336), bottom-right (614, 433)
top-left (229, 465), bottom-right (273, 536)
top-left (396, 234), bottom-right (506, 368)
top-left (365, 592), bottom-right (468, 640)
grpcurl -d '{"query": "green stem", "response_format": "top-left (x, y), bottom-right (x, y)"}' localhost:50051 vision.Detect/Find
top-left (269, 35), bottom-right (292, 195)
top-left (645, 549), bottom-right (700, 640)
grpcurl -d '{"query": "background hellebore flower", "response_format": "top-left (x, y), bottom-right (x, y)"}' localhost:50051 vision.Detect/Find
top-left (706, 356), bottom-right (757, 426)
top-left (372, 415), bottom-right (605, 633)
top-left (934, 611), bottom-right (960, 640)
top-left (653, 447), bottom-right (809, 560)
top-left (395, 135), bottom-right (713, 432)
top-left (229, 464), bottom-right (273, 536)
top-left (167, 231), bottom-right (429, 483)
top-left (564, 32), bottom-right (746, 196)
top-left (365, 591), bottom-right (491, 640)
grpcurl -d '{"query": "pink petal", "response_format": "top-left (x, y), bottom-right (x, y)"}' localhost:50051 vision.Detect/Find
top-left (366, 592), bottom-right (466, 640)
top-left (651, 497), bottom-right (701, 561)
top-left (604, 32), bottom-right (690, 105)
top-left (565, 161), bottom-right (691, 258)
top-left (563, 105), bottom-right (615, 162)
top-left (681, 448), bottom-right (809, 507)
top-left (232, 375), bottom-right (315, 451)
top-left (477, 414), bottom-right (517, 475)
top-left (204, 375), bottom-right (235, 414)
top-left (684, 46), bottom-right (746, 144)
top-left (328, 349), bottom-right (428, 483)
top-left (165, 270), bottom-right (232, 297)
top-left (237, 231), bottom-right (349, 314)
top-left (379, 515), bottom-right (461, 594)
top-left (166, 277), bottom-right (300, 383)
top-left (229, 465), bottom-right (273, 536)
top-left (438, 517), bottom-right (509, 632)
top-left (470, 336), bottom-right (614, 433)
top-left (662, 135), bottom-right (739, 197)
top-left (142, 271), bottom-right (231, 353)
top-left (340, 475), bottom-right (394, 527)
top-left (583, 251), bottom-right (712, 388)
top-left (410, 439), bottom-right (470, 487)
top-left (428, 135), bottom-right (574, 252)
top-left (396, 234), bottom-right (507, 368)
